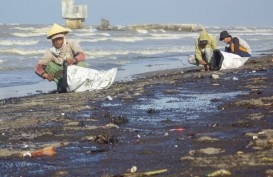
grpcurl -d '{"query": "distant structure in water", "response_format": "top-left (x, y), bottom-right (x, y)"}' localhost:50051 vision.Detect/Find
top-left (62, 0), bottom-right (88, 29)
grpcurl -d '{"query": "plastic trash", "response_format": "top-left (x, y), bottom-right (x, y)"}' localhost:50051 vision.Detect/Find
top-left (209, 49), bottom-right (250, 70)
top-left (67, 66), bottom-right (117, 92)
top-left (233, 77), bottom-right (239, 81)
top-left (21, 146), bottom-right (56, 157)
top-left (262, 157), bottom-right (273, 162)
top-left (122, 169), bottom-right (168, 176)
top-left (130, 166), bottom-right (137, 173)
top-left (107, 96), bottom-right (113, 101)
top-left (211, 74), bottom-right (219, 80)
top-left (169, 128), bottom-right (185, 132)
top-left (206, 169), bottom-right (231, 177)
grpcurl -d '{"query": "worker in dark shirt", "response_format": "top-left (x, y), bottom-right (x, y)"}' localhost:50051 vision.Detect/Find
top-left (219, 31), bottom-right (251, 57)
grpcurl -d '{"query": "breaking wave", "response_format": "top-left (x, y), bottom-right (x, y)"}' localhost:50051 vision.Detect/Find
top-left (84, 47), bottom-right (193, 59)
top-left (0, 66), bottom-right (35, 71)
top-left (0, 40), bottom-right (39, 46)
top-left (0, 48), bottom-right (45, 55)
top-left (0, 59), bottom-right (6, 63)
top-left (11, 32), bottom-right (45, 38)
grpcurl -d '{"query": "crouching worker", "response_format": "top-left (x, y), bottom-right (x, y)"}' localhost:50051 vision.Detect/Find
top-left (219, 30), bottom-right (251, 58)
top-left (188, 29), bottom-right (217, 71)
top-left (35, 23), bottom-right (87, 92)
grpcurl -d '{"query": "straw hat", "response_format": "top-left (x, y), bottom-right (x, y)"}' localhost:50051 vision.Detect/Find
top-left (47, 23), bottom-right (69, 39)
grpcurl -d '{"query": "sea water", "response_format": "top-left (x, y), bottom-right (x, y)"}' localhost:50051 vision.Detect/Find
top-left (0, 24), bottom-right (273, 99)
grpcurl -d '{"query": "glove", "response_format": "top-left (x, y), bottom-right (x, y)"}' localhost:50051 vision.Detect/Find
top-left (42, 73), bottom-right (55, 81)
top-left (66, 58), bottom-right (77, 65)
top-left (200, 59), bottom-right (207, 65)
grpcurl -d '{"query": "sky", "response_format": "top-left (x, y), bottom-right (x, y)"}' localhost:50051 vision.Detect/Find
top-left (0, 0), bottom-right (273, 27)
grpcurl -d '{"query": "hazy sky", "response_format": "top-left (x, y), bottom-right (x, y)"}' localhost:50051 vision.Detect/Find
top-left (0, 0), bottom-right (273, 27)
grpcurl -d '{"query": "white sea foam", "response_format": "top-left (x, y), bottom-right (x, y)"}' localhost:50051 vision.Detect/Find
top-left (74, 33), bottom-right (97, 37)
top-left (85, 47), bottom-right (193, 59)
top-left (11, 26), bottom-right (49, 38)
top-left (136, 29), bottom-right (148, 34)
top-left (232, 33), bottom-right (273, 36)
top-left (150, 33), bottom-right (199, 39)
top-left (75, 36), bottom-right (144, 43)
top-left (85, 50), bottom-right (130, 59)
top-left (74, 32), bottom-right (110, 37)
top-left (11, 32), bottom-right (45, 38)
top-left (76, 27), bottom-right (97, 33)
top-left (0, 66), bottom-right (34, 71)
top-left (77, 37), bottom-right (109, 43)
top-left (0, 59), bottom-right (6, 63)
top-left (111, 37), bottom-right (145, 42)
top-left (14, 26), bottom-right (51, 33)
top-left (113, 33), bottom-right (198, 42)
top-left (77, 33), bottom-right (198, 43)
top-left (0, 48), bottom-right (45, 55)
top-left (13, 27), bottom-right (37, 31)
top-left (98, 32), bottom-right (111, 37)
top-left (248, 37), bottom-right (273, 41)
top-left (0, 40), bottom-right (38, 46)
top-left (219, 28), bottom-right (273, 34)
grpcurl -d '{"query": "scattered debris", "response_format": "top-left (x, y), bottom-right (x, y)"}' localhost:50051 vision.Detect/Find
top-left (104, 113), bottom-right (129, 125)
top-left (211, 74), bottom-right (219, 80)
top-left (190, 147), bottom-right (225, 155)
top-left (250, 89), bottom-right (262, 95)
top-left (196, 136), bottom-right (219, 142)
top-left (233, 76), bottom-right (239, 80)
top-left (107, 96), bottom-right (113, 101)
top-left (87, 146), bottom-right (106, 154)
top-left (261, 157), bottom-right (273, 162)
top-left (147, 108), bottom-right (160, 114)
top-left (236, 151), bottom-right (244, 155)
top-left (163, 89), bottom-right (179, 95)
top-left (130, 166), bottom-right (137, 173)
top-left (206, 169), bottom-right (231, 177)
top-left (209, 123), bottom-right (219, 128)
top-left (82, 134), bottom-right (118, 144)
top-left (21, 146), bottom-right (56, 157)
top-left (103, 123), bottom-right (119, 129)
top-left (169, 128), bottom-right (185, 132)
top-left (117, 169), bottom-right (168, 177)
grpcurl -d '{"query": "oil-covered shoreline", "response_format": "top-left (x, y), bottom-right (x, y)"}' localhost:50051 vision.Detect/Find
top-left (0, 55), bottom-right (273, 176)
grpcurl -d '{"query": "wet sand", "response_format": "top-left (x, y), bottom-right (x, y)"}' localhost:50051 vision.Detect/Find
top-left (0, 55), bottom-right (273, 176)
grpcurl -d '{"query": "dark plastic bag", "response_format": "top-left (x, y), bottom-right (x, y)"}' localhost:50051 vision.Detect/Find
top-left (57, 61), bottom-right (68, 93)
top-left (209, 49), bottom-right (224, 71)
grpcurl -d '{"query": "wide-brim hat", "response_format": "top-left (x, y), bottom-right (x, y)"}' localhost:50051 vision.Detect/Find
top-left (219, 31), bottom-right (231, 41)
top-left (47, 23), bottom-right (69, 39)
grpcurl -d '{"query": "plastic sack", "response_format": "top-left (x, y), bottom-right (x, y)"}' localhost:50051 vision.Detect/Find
top-left (66, 65), bottom-right (117, 92)
top-left (209, 49), bottom-right (250, 70)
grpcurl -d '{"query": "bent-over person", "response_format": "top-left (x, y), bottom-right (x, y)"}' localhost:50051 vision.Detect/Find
top-left (188, 29), bottom-right (218, 71)
top-left (35, 23), bottom-right (87, 92)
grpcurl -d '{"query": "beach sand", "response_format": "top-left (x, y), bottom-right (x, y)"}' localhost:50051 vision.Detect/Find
top-left (0, 54), bottom-right (273, 176)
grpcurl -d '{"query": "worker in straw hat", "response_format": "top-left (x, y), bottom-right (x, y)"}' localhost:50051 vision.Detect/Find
top-left (35, 23), bottom-right (87, 92)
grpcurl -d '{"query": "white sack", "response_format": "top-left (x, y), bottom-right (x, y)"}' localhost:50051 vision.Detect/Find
top-left (67, 65), bottom-right (117, 92)
top-left (220, 51), bottom-right (250, 70)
